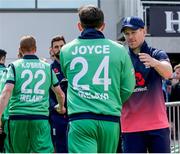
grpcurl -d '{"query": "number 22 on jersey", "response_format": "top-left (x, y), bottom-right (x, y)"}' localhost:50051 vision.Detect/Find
top-left (21, 69), bottom-right (46, 95)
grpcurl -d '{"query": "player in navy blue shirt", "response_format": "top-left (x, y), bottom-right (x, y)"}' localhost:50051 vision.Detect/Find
top-left (120, 16), bottom-right (173, 153)
top-left (49, 36), bottom-right (68, 153)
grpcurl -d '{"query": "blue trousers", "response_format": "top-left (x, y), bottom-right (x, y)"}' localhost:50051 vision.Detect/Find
top-left (122, 128), bottom-right (170, 153)
top-left (50, 115), bottom-right (68, 153)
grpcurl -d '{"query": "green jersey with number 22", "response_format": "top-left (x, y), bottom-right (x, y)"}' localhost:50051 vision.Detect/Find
top-left (6, 57), bottom-right (58, 116)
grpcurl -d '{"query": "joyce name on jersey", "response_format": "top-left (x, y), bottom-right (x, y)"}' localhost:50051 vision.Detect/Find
top-left (72, 45), bottom-right (110, 55)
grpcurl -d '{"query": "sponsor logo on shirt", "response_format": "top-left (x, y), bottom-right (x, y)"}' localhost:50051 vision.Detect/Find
top-left (134, 72), bottom-right (148, 92)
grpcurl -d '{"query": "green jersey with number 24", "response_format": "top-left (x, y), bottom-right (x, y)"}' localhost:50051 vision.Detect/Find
top-left (60, 38), bottom-right (135, 116)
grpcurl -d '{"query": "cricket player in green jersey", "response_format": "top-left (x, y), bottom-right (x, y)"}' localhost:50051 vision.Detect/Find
top-left (0, 68), bottom-right (10, 153)
top-left (0, 49), bottom-right (7, 152)
top-left (0, 51), bottom-right (23, 153)
top-left (0, 35), bottom-right (65, 153)
top-left (0, 49), bottom-right (7, 82)
top-left (0, 49), bottom-right (7, 102)
top-left (60, 5), bottom-right (135, 153)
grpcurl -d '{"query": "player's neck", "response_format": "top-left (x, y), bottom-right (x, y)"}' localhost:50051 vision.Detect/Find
top-left (24, 53), bottom-right (35, 56)
top-left (132, 48), bottom-right (141, 55)
top-left (55, 57), bottom-right (60, 64)
top-left (23, 50), bottom-right (36, 55)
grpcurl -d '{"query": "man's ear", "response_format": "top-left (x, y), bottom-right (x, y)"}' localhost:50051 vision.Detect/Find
top-left (33, 47), bottom-right (37, 53)
top-left (0, 56), bottom-right (5, 63)
top-left (99, 23), bottom-right (105, 31)
top-left (143, 27), bottom-right (147, 36)
top-left (78, 22), bottom-right (84, 32)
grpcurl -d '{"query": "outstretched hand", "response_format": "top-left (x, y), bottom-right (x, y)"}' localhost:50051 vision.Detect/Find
top-left (138, 53), bottom-right (158, 68)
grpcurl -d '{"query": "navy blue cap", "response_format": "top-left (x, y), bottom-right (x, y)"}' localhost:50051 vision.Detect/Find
top-left (121, 16), bottom-right (145, 32)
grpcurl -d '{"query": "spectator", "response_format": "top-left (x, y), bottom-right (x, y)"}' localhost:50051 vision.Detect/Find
top-left (60, 5), bottom-right (135, 153)
top-left (170, 64), bottom-right (180, 101)
top-left (169, 63), bottom-right (180, 140)
top-left (120, 16), bottom-right (173, 153)
top-left (162, 79), bottom-right (171, 102)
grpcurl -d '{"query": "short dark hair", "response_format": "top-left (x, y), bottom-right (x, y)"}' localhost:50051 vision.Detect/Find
top-left (51, 36), bottom-right (66, 48)
top-left (0, 49), bottom-right (7, 60)
top-left (78, 5), bottom-right (104, 29)
top-left (20, 35), bottom-right (36, 53)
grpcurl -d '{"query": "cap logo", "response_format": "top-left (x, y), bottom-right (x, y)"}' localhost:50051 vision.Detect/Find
top-left (126, 17), bottom-right (131, 23)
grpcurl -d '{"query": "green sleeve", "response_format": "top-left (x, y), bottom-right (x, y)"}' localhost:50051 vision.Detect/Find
top-left (120, 51), bottom-right (135, 103)
top-left (51, 69), bottom-right (59, 87)
top-left (0, 69), bottom-right (7, 94)
top-left (6, 65), bottom-right (15, 83)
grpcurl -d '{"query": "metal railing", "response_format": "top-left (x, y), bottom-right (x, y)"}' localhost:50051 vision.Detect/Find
top-left (166, 101), bottom-right (180, 153)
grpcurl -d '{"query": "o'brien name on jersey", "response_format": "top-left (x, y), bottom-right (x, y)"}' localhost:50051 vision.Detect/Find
top-left (72, 45), bottom-right (110, 55)
top-left (70, 44), bottom-right (111, 101)
top-left (21, 62), bottom-right (45, 69)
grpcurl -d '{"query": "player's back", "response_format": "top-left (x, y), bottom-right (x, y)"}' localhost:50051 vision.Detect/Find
top-left (7, 55), bottom-right (53, 116)
top-left (60, 38), bottom-right (134, 116)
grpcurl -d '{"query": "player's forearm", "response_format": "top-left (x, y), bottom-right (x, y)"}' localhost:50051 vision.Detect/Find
top-left (121, 89), bottom-right (134, 103)
top-left (56, 89), bottom-right (65, 108)
top-left (121, 76), bottom-right (135, 103)
top-left (153, 60), bottom-right (173, 79)
top-left (52, 86), bottom-right (65, 107)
